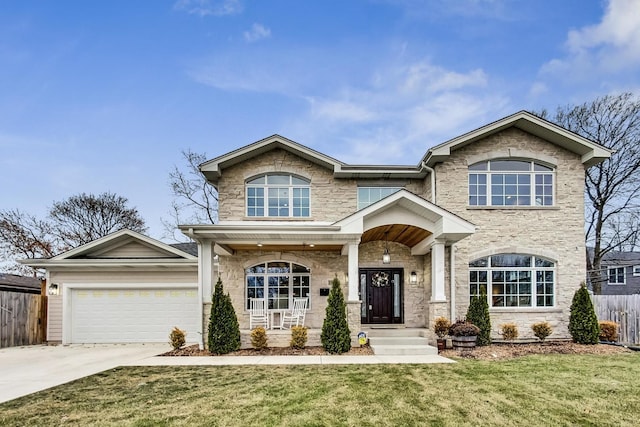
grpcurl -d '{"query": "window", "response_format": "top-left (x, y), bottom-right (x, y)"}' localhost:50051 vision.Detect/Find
top-left (246, 174), bottom-right (310, 217)
top-left (608, 267), bottom-right (626, 285)
top-left (357, 187), bottom-right (402, 210)
top-left (469, 254), bottom-right (555, 308)
top-left (633, 265), bottom-right (640, 277)
top-left (469, 160), bottom-right (554, 207)
top-left (246, 262), bottom-right (311, 309)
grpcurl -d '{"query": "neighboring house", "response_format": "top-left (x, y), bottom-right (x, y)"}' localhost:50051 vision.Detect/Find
top-left (599, 251), bottom-right (640, 295)
top-left (24, 111), bottom-right (612, 347)
top-left (0, 273), bottom-right (43, 294)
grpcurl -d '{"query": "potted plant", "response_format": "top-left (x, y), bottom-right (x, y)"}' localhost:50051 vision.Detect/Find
top-left (433, 317), bottom-right (451, 352)
top-left (449, 320), bottom-right (480, 350)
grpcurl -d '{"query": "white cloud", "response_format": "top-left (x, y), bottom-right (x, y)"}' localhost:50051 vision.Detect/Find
top-left (542, 0), bottom-right (640, 77)
top-left (173, 0), bottom-right (243, 17)
top-left (244, 23), bottom-right (271, 43)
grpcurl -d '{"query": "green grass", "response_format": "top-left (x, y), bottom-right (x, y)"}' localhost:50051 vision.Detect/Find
top-left (1, 353), bottom-right (639, 426)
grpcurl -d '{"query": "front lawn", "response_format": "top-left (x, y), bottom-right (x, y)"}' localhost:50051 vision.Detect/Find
top-left (1, 353), bottom-right (638, 426)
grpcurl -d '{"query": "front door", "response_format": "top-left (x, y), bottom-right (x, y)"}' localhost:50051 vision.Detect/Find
top-left (360, 268), bottom-right (403, 324)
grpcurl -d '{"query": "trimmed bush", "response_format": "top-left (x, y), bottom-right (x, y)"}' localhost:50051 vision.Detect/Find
top-left (433, 317), bottom-right (451, 339)
top-left (569, 283), bottom-right (600, 345)
top-left (321, 276), bottom-right (351, 354)
top-left (251, 327), bottom-right (268, 350)
top-left (208, 277), bottom-right (241, 354)
top-left (466, 292), bottom-right (491, 346)
top-left (290, 326), bottom-right (308, 349)
top-left (500, 323), bottom-right (519, 341)
top-left (169, 326), bottom-right (186, 350)
top-left (532, 322), bottom-right (553, 342)
top-left (599, 321), bottom-right (619, 342)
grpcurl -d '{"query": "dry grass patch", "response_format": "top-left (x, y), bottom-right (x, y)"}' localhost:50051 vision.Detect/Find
top-left (1, 352), bottom-right (638, 426)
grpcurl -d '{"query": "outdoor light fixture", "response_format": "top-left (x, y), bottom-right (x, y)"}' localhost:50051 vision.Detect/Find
top-left (410, 271), bottom-right (417, 283)
top-left (48, 283), bottom-right (59, 296)
top-left (382, 231), bottom-right (391, 264)
top-left (257, 242), bottom-right (263, 247)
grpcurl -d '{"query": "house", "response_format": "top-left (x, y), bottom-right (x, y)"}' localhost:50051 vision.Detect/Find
top-left (0, 273), bottom-right (43, 295)
top-left (598, 251), bottom-right (640, 295)
top-left (24, 111), bottom-right (612, 347)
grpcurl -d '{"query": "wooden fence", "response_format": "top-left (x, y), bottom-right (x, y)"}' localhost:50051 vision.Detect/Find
top-left (0, 291), bottom-right (46, 348)
top-left (592, 294), bottom-right (640, 345)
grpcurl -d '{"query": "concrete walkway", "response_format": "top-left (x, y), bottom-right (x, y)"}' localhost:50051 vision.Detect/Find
top-left (0, 344), bottom-right (453, 404)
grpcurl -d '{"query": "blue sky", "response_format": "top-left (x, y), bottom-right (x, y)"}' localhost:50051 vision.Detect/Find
top-left (1, 0), bottom-right (639, 242)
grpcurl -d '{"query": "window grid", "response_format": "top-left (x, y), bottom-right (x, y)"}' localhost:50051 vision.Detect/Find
top-left (608, 267), bottom-right (626, 285)
top-left (357, 187), bottom-right (402, 210)
top-left (246, 174), bottom-right (310, 217)
top-left (246, 262), bottom-right (311, 310)
top-left (468, 160), bottom-right (554, 207)
top-left (469, 254), bottom-right (555, 308)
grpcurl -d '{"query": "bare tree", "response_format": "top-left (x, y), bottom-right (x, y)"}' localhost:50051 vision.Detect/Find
top-left (0, 210), bottom-right (56, 275)
top-left (163, 149), bottom-right (218, 241)
top-left (49, 192), bottom-right (147, 249)
top-left (0, 192), bottom-right (147, 274)
top-left (537, 92), bottom-right (640, 293)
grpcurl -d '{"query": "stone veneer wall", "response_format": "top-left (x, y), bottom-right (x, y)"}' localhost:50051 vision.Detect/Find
top-left (433, 128), bottom-right (586, 340)
top-left (217, 147), bottom-right (424, 222)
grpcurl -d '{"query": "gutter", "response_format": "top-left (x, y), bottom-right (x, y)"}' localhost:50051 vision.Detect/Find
top-left (421, 162), bottom-right (436, 204)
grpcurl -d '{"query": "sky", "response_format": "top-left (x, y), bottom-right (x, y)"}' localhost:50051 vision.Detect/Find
top-left (1, 0), bottom-right (640, 243)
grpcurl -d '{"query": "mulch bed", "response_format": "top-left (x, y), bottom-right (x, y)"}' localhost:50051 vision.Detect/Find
top-left (161, 342), bottom-right (635, 360)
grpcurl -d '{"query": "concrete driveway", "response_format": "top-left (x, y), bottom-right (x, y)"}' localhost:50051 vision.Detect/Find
top-left (0, 343), bottom-right (167, 404)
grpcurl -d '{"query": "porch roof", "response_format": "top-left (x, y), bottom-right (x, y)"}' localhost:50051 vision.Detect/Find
top-left (179, 190), bottom-right (475, 256)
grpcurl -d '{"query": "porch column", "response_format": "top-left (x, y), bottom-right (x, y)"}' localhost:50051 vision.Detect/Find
top-left (347, 241), bottom-right (360, 301)
top-left (197, 239), bottom-right (214, 349)
top-left (431, 239), bottom-right (446, 301)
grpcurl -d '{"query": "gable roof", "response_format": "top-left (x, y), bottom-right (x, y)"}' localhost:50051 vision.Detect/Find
top-left (0, 273), bottom-right (42, 294)
top-left (199, 134), bottom-right (427, 185)
top-left (22, 229), bottom-right (198, 269)
top-left (423, 111), bottom-right (613, 168)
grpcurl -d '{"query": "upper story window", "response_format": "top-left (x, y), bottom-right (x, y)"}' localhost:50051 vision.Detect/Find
top-left (246, 174), bottom-right (310, 217)
top-left (469, 160), bottom-right (554, 207)
top-left (357, 187), bottom-right (402, 210)
top-left (469, 254), bottom-right (555, 308)
top-left (608, 267), bottom-right (626, 285)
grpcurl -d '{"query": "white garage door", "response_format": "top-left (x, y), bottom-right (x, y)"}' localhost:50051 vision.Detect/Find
top-left (70, 286), bottom-right (199, 344)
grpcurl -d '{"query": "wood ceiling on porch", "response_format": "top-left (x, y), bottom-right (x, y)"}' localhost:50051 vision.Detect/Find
top-left (361, 224), bottom-right (431, 248)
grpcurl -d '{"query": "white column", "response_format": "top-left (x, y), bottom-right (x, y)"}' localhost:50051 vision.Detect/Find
top-left (431, 239), bottom-right (446, 301)
top-left (347, 241), bottom-right (360, 301)
top-left (197, 239), bottom-right (214, 349)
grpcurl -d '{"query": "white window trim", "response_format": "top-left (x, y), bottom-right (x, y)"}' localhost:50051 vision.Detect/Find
top-left (357, 187), bottom-right (402, 210)
top-left (468, 160), bottom-right (556, 207)
top-left (246, 174), bottom-right (310, 218)
top-left (245, 261), bottom-right (311, 310)
top-left (633, 265), bottom-right (640, 277)
top-left (469, 254), bottom-right (555, 309)
top-left (608, 266), bottom-right (626, 285)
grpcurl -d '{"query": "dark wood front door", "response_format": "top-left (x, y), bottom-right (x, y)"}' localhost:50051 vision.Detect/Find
top-left (360, 268), bottom-right (403, 324)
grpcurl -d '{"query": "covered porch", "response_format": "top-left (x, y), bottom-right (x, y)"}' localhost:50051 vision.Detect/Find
top-left (179, 190), bottom-right (475, 349)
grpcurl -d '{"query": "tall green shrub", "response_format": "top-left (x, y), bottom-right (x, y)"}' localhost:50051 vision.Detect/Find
top-left (208, 277), bottom-right (241, 354)
top-left (466, 291), bottom-right (491, 346)
top-left (568, 283), bottom-right (600, 344)
top-left (321, 276), bottom-right (351, 354)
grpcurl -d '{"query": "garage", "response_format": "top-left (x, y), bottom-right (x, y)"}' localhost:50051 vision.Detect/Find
top-left (69, 285), bottom-right (199, 344)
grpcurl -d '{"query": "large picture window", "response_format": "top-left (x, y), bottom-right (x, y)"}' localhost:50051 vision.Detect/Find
top-left (469, 160), bottom-right (554, 207)
top-left (246, 262), bottom-right (311, 309)
top-left (469, 254), bottom-right (555, 308)
top-left (246, 174), bottom-right (310, 217)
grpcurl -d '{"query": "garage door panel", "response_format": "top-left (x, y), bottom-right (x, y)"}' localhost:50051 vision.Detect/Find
top-left (70, 287), bottom-right (199, 344)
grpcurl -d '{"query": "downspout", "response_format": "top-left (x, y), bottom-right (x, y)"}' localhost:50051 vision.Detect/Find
top-left (450, 243), bottom-right (456, 321)
top-left (421, 161), bottom-right (436, 204)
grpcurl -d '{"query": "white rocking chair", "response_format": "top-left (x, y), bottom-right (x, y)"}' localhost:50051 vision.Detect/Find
top-left (249, 298), bottom-right (269, 330)
top-left (281, 297), bottom-right (308, 329)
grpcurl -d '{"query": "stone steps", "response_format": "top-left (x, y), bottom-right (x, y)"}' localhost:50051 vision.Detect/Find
top-left (365, 328), bottom-right (437, 356)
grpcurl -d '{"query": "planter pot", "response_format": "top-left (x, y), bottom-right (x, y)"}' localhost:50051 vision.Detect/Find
top-left (436, 339), bottom-right (446, 352)
top-left (452, 335), bottom-right (477, 351)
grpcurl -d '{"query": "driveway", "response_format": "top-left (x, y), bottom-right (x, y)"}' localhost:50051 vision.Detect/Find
top-left (0, 343), bottom-right (167, 403)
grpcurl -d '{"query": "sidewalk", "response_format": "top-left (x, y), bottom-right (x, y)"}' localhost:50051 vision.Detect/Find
top-left (124, 354), bottom-right (455, 366)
